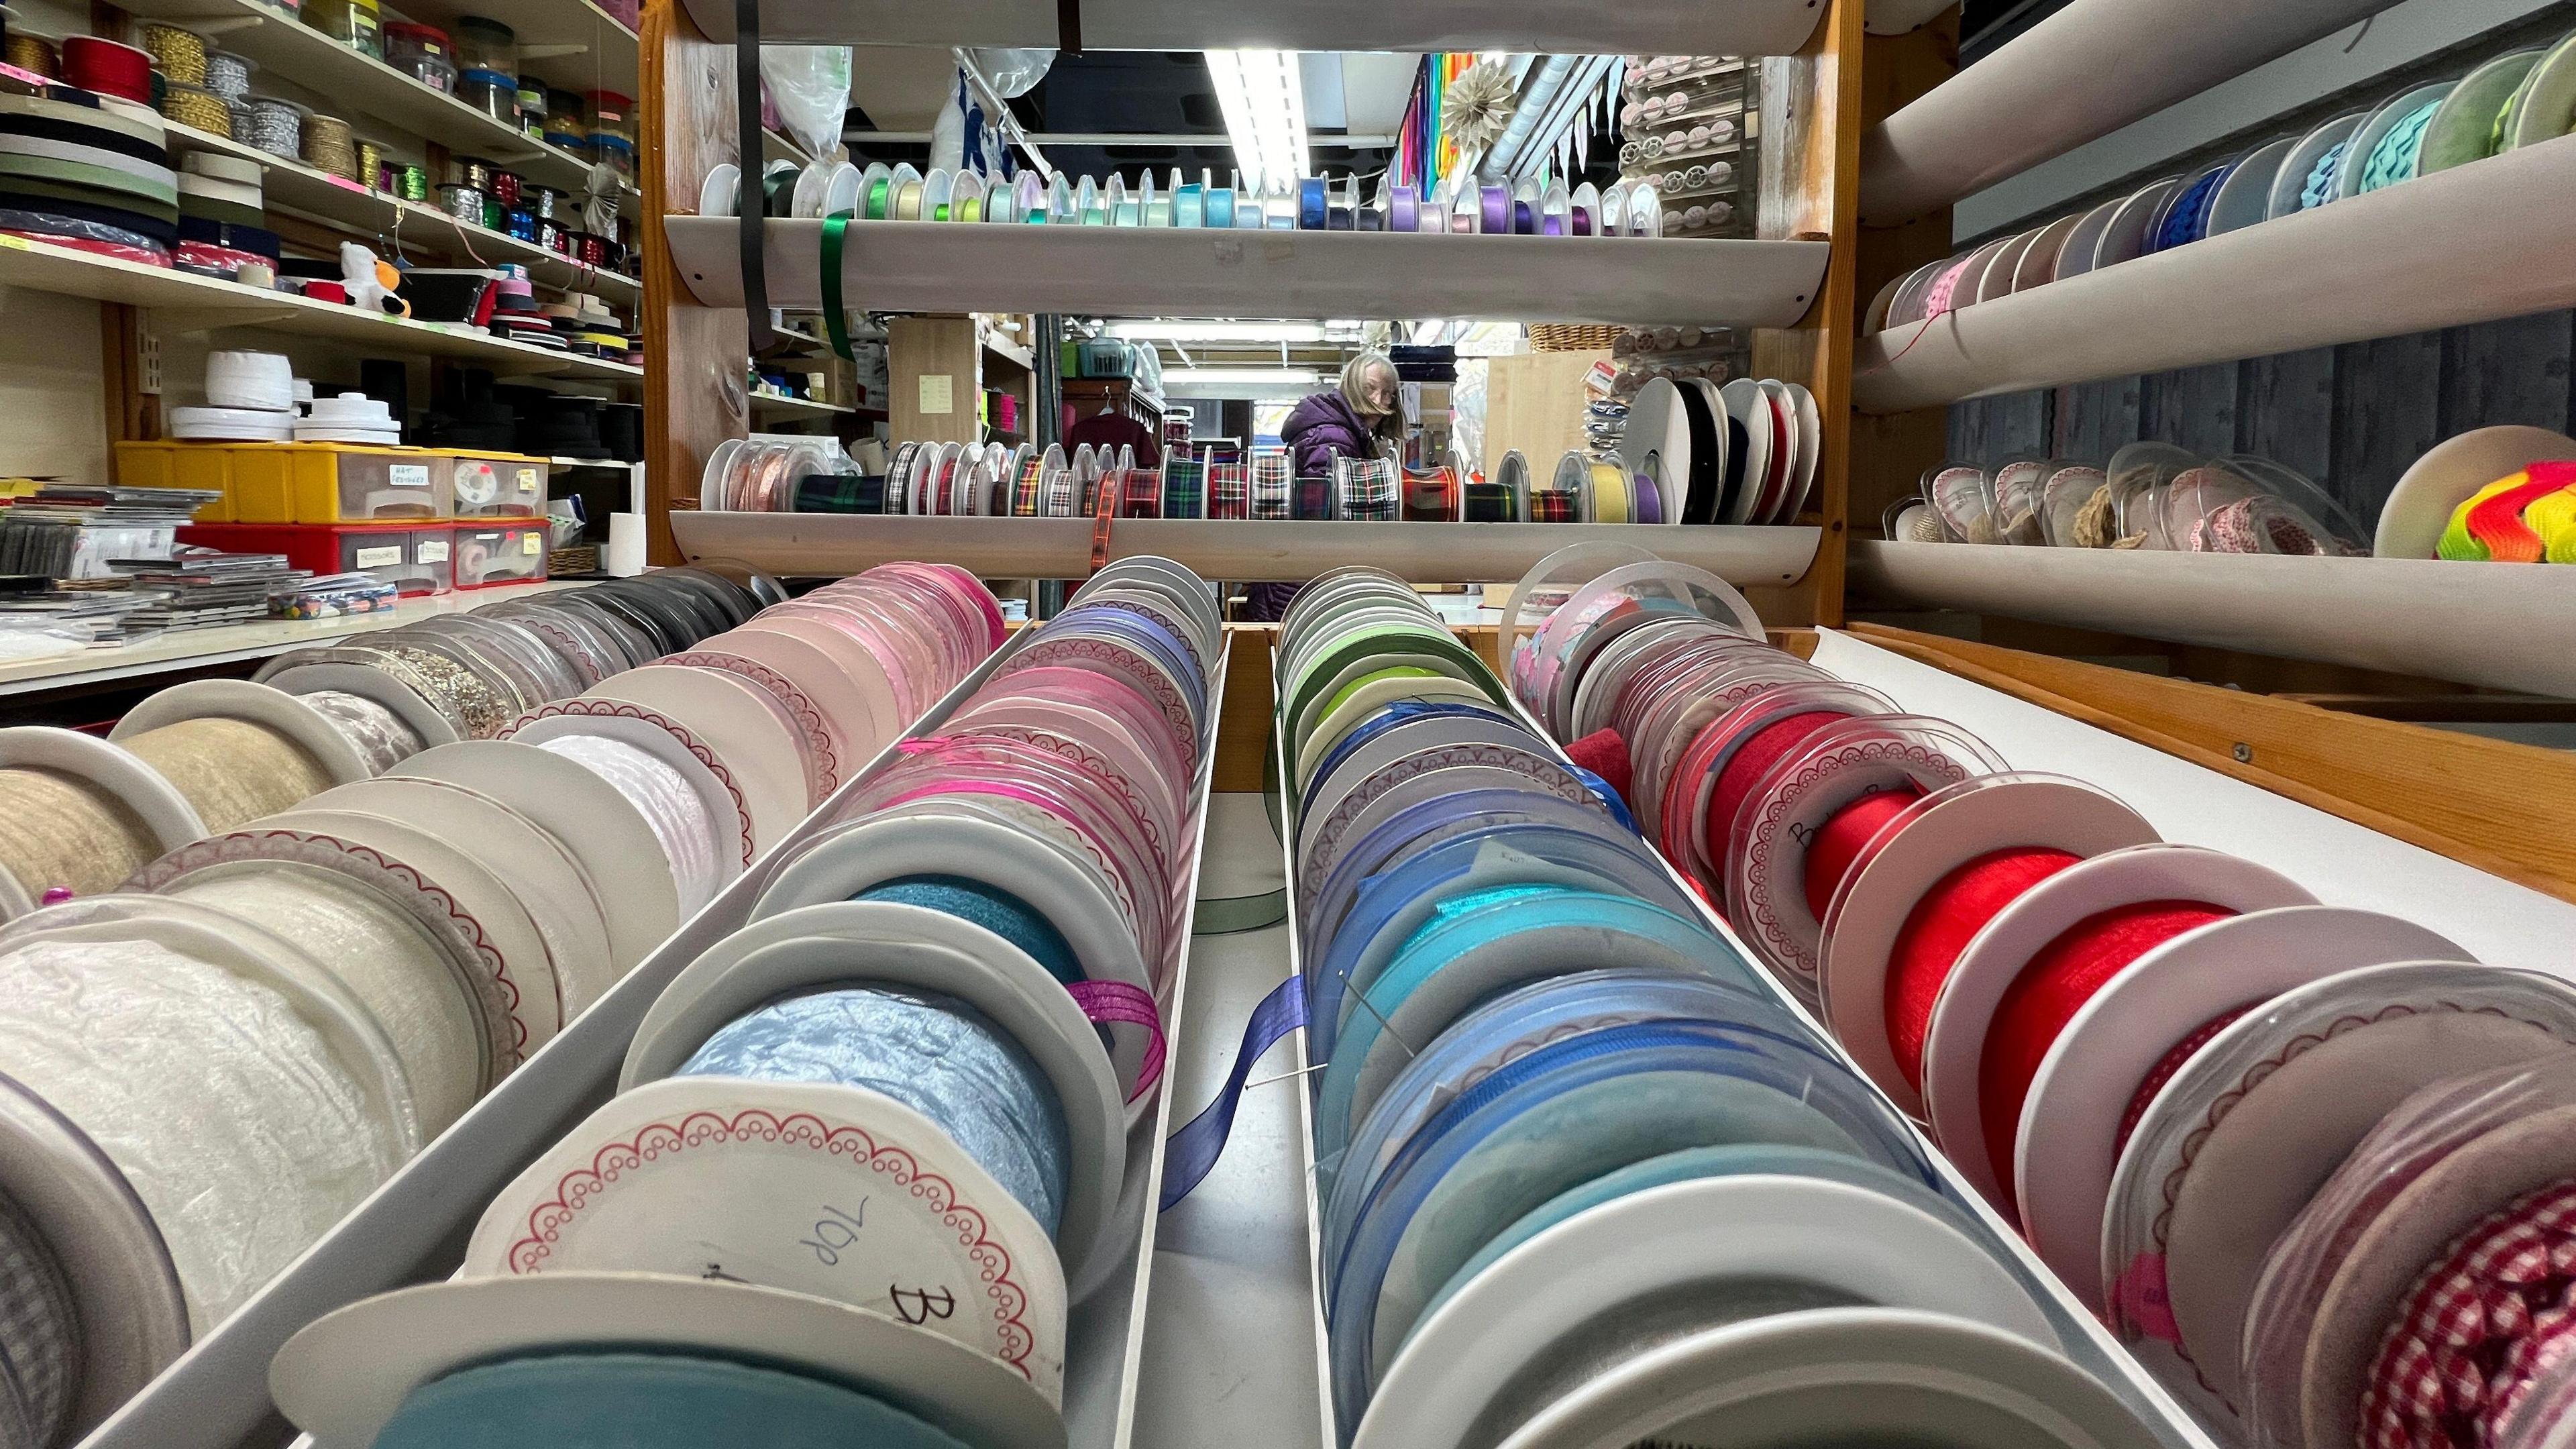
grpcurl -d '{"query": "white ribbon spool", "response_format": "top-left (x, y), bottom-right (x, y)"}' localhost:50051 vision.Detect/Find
top-left (534, 735), bottom-right (724, 916)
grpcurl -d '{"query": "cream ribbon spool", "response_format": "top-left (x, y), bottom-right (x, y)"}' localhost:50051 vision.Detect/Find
top-left (0, 768), bottom-right (158, 904)
top-left (534, 735), bottom-right (724, 916)
top-left (120, 718), bottom-right (334, 833)
top-left (162, 867), bottom-right (485, 1135)
top-left (0, 936), bottom-right (403, 1332)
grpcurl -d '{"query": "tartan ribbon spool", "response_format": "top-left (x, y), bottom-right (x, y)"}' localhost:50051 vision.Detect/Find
top-left (1333, 455), bottom-right (1398, 521)
top-left (1401, 466), bottom-right (1459, 521)
top-left (1208, 461), bottom-right (1251, 520)
top-left (1529, 488), bottom-right (1579, 523)
top-left (2360, 1177), bottom-right (2576, 1449)
top-left (1249, 451), bottom-right (1293, 520)
top-left (1010, 447), bottom-right (1047, 517)
top-left (1161, 451), bottom-right (1205, 521)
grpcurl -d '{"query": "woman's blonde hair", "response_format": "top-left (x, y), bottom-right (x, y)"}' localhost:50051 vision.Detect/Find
top-left (1339, 351), bottom-right (1403, 441)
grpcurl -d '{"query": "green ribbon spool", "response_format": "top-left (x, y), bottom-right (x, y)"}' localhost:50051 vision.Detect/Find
top-left (865, 176), bottom-right (890, 219)
top-left (822, 216), bottom-right (855, 361)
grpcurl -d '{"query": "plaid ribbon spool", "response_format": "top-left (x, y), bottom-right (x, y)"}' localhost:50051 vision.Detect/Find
top-left (1121, 466), bottom-right (1163, 518)
top-left (1295, 476), bottom-right (1334, 521)
top-left (1403, 466), bottom-right (1460, 521)
top-left (1010, 449), bottom-right (1047, 516)
top-left (1208, 461), bottom-right (1251, 520)
top-left (1464, 482), bottom-right (1514, 521)
top-left (1162, 450), bottom-right (1205, 520)
top-left (1250, 450), bottom-right (1293, 520)
top-left (1040, 459), bottom-right (1077, 517)
top-left (2361, 1177), bottom-right (2576, 1449)
top-left (1335, 455), bottom-right (1399, 521)
top-left (1530, 488), bottom-right (1579, 522)
top-left (794, 472), bottom-right (877, 513)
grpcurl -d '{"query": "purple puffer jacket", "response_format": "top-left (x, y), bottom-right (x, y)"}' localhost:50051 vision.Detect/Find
top-left (1281, 390), bottom-right (1378, 479)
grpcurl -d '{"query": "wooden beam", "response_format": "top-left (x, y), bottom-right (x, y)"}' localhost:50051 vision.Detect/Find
top-left (641, 0), bottom-right (748, 565)
top-left (1847, 623), bottom-right (2576, 904)
top-left (1746, 0), bottom-right (1867, 629)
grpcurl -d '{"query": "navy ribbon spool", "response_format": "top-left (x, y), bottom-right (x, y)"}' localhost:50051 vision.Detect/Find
top-left (679, 985), bottom-right (1073, 1238)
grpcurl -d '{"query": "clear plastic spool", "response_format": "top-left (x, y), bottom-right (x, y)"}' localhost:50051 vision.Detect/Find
top-left (1723, 714), bottom-right (2007, 999)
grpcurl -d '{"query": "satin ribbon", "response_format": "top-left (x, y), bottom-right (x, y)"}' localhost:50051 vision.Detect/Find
top-left (1205, 186), bottom-right (1233, 227)
top-left (1480, 183), bottom-right (1509, 233)
top-left (1513, 200), bottom-right (1535, 234)
top-left (1299, 177), bottom-right (1326, 230)
top-left (1589, 461), bottom-right (1631, 523)
top-left (821, 217), bottom-right (855, 360)
top-left (1175, 182), bottom-right (1202, 227)
top-left (893, 180), bottom-right (924, 219)
top-left (1327, 205), bottom-right (1353, 230)
top-left (864, 176), bottom-right (890, 219)
top-left (1391, 188), bottom-right (1415, 232)
top-left (958, 193), bottom-right (981, 222)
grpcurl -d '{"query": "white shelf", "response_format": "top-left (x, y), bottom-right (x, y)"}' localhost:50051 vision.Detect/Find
top-left (110, 0), bottom-right (605, 201)
top-left (1849, 136), bottom-right (2576, 413)
top-left (680, 0), bottom-right (1826, 56)
top-left (163, 122), bottom-right (639, 303)
top-left (1858, 0), bottom-right (2394, 224)
top-left (665, 218), bottom-right (1831, 329)
top-left (670, 514), bottom-right (1823, 587)
top-left (0, 232), bottom-right (643, 380)
top-left (0, 581), bottom-right (577, 698)
top-left (747, 392), bottom-right (854, 418)
top-left (1850, 541), bottom-right (2576, 698)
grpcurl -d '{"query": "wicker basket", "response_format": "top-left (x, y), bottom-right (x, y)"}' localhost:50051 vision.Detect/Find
top-left (1529, 323), bottom-right (1627, 352)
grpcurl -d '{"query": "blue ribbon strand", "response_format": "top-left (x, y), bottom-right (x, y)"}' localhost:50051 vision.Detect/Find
top-left (1159, 976), bottom-right (1311, 1211)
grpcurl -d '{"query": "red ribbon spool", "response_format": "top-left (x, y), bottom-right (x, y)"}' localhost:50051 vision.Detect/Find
top-left (62, 37), bottom-right (152, 103)
top-left (1884, 848), bottom-right (2084, 1095)
top-left (1977, 900), bottom-right (2235, 1215)
top-left (1802, 786), bottom-right (1923, 920)
top-left (1701, 708), bottom-right (1849, 879)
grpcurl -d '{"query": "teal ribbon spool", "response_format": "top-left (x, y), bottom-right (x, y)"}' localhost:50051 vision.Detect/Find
top-left (2299, 142), bottom-right (2346, 209)
top-left (2361, 99), bottom-right (2442, 192)
top-left (375, 1353), bottom-right (971, 1449)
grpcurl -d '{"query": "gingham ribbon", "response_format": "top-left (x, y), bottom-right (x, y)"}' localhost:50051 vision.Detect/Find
top-left (2361, 1177), bottom-right (2576, 1449)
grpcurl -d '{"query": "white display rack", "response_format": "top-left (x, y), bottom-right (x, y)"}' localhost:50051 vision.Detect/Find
top-left (1849, 135), bottom-right (2576, 413)
top-left (0, 233), bottom-right (640, 380)
top-left (76, 628), bottom-right (1231, 1449)
top-left (1857, 0), bottom-right (2394, 223)
top-left (111, 0), bottom-right (612, 202)
top-left (663, 219), bottom-right (1832, 330)
top-left (678, 0), bottom-right (1827, 58)
top-left (162, 121), bottom-right (640, 304)
top-left (1850, 541), bottom-right (2576, 698)
top-left (669, 514), bottom-right (1825, 588)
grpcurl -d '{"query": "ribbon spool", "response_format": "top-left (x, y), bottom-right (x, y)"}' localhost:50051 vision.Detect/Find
top-left (1814, 772), bottom-right (2159, 1118)
top-left (1914, 843), bottom-right (2315, 1218)
top-left (1721, 715), bottom-right (2007, 1004)
top-left (511, 714), bottom-right (747, 908)
top-left (0, 890), bottom-right (421, 1345)
top-left (616, 896), bottom-right (1126, 1307)
top-left (0, 726), bottom-right (206, 918)
top-left (2111, 970), bottom-right (2576, 1442)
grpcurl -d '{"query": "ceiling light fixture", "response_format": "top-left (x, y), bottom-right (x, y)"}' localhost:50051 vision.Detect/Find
top-left (1205, 50), bottom-right (1309, 190)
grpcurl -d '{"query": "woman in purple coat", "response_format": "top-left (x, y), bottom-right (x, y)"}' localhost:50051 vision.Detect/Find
top-left (1245, 352), bottom-right (1405, 619)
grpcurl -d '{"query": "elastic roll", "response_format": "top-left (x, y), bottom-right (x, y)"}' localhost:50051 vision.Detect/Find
top-left (680, 985), bottom-right (1072, 1237)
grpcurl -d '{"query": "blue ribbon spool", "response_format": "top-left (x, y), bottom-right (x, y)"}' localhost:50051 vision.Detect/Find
top-left (1313, 885), bottom-right (1758, 1167)
top-left (1297, 787), bottom-right (1639, 949)
top-left (1304, 822), bottom-right (1690, 1065)
top-left (1298, 177), bottom-right (1328, 230)
top-left (855, 876), bottom-right (1081, 988)
top-left (679, 986), bottom-right (1072, 1238)
top-left (1324, 1018), bottom-right (1937, 1426)
top-left (1322, 970), bottom-right (1798, 1244)
top-left (375, 1352), bottom-right (971, 1449)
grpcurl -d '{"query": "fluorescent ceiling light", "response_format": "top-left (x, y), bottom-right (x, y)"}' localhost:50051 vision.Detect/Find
top-left (1167, 368), bottom-right (1323, 386)
top-left (1205, 50), bottom-right (1309, 189)
top-left (1106, 321), bottom-right (1331, 342)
